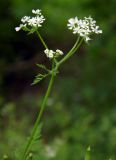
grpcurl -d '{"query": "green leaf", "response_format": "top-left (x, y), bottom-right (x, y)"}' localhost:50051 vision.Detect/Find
top-left (32, 74), bottom-right (44, 85)
top-left (36, 64), bottom-right (49, 72)
top-left (32, 73), bottom-right (49, 85)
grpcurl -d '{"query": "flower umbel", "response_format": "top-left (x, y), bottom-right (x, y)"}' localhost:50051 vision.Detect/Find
top-left (67, 16), bottom-right (102, 42)
top-left (44, 49), bottom-right (55, 59)
top-left (15, 9), bottom-right (45, 32)
top-left (44, 49), bottom-right (64, 59)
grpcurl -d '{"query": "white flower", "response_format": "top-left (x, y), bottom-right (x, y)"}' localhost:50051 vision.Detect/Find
top-left (27, 16), bottom-right (45, 27)
top-left (15, 27), bottom-right (20, 31)
top-left (67, 17), bottom-right (78, 30)
top-left (36, 15), bottom-right (45, 26)
top-left (56, 49), bottom-right (64, 56)
top-left (21, 16), bottom-right (30, 23)
top-left (67, 16), bottom-right (102, 42)
top-left (44, 49), bottom-right (64, 59)
top-left (15, 9), bottom-right (45, 32)
top-left (44, 49), bottom-right (55, 59)
top-left (28, 17), bottom-right (37, 26)
top-left (32, 9), bottom-right (41, 15)
top-left (92, 26), bottom-right (102, 34)
top-left (15, 24), bottom-right (26, 31)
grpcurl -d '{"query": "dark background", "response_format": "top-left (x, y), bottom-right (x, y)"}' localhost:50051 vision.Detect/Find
top-left (0, 0), bottom-right (116, 159)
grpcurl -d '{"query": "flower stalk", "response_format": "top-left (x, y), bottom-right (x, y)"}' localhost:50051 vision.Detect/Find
top-left (36, 31), bottom-right (48, 49)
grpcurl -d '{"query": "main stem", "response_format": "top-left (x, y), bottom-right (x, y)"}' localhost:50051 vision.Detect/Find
top-left (22, 72), bottom-right (55, 160)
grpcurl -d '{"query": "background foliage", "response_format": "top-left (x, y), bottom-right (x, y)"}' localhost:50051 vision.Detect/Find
top-left (0, 0), bottom-right (116, 159)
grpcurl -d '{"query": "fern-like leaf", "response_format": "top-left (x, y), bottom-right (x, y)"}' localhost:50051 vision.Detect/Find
top-left (32, 73), bottom-right (49, 85)
top-left (36, 64), bottom-right (50, 72)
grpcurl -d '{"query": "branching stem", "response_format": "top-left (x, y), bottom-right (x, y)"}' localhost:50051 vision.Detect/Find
top-left (22, 33), bottom-right (83, 160)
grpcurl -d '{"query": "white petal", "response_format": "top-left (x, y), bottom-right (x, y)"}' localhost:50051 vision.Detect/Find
top-left (15, 27), bottom-right (20, 31)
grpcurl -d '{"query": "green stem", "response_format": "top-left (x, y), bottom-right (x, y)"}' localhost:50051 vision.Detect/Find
top-left (22, 72), bottom-right (55, 160)
top-left (57, 37), bottom-right (83, 67)
top-left (69, 38), bottom-right (83, 57)
top-left (21, 36), bottom-right (83, 160)
top-left (57, 37), bottom-right (80, 67)
top-left (36, 31), bottom-right (48, 49)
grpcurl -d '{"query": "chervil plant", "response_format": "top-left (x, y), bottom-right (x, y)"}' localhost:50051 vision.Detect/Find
top-left (15, 9), bottom-right (102, 160)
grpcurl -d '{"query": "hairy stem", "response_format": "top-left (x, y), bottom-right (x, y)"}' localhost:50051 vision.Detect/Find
top-left (22, 71), bottom-right (55, 160)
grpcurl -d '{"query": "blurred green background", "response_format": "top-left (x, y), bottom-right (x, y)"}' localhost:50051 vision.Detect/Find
top-left (0, 0), bottom-right (116, 159)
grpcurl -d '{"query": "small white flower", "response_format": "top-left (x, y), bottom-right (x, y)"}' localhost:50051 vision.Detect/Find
top-left (28, 17), bottom-right (37, 26)
top-left (67, 17), bottom-right (78, 30)
top-left (36, 15), bottom-right (45, 26)
top-left (44, 49), bottom-right (55, 59)
top-left (85, 36), bottom-right (91, 42)
top-left (56, 49), bottom-right (64, 56)
top-left (48, 50), bottom-right (54, 59)
top-left (67, 16), bottom-right (102, 42)
top-left (92, 26), bottom-right (102, 34)
top-left (15, 26), bottom-right (21, 31)
top-left (21, 16), bottom-right (30, 23)
top-left (44, 49), bottom-right (63, 59)
top-left (15, 24), bottom-right (26, 31)
top-left (32, 9), bottom-right (41, 15)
